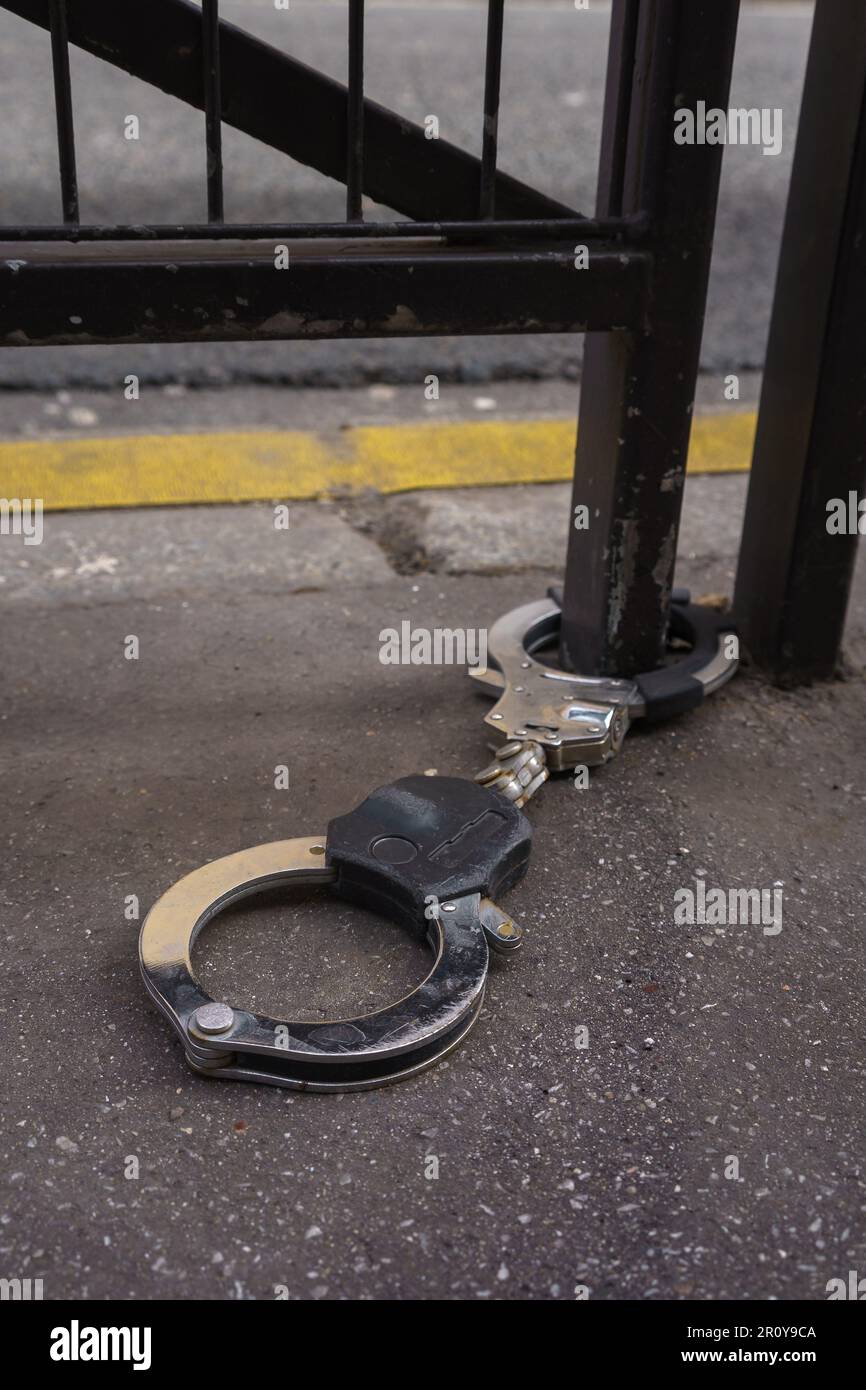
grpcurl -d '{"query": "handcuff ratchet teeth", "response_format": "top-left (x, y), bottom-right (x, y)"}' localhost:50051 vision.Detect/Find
top-left (140, 588), bottom-right (737, 1092)
top-left (471, 586), bottom-right (738, 774)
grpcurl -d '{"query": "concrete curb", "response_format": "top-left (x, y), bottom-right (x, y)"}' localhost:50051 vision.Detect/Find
top-left (0, 411), bottom-right (756, 511)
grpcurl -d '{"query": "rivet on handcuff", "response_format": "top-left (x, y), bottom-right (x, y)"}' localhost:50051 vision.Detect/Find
top-left (139, 589), bottom-right (737, 1091)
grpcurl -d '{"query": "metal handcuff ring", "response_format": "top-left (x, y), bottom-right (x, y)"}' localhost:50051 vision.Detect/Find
top-left (140, 780), bottom-right (530, 1091)
top-left (472, 587), bottom-right (738, 779)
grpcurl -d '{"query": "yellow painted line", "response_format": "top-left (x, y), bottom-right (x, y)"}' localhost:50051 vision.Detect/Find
top-left (0, 411), bottom-right (756, 512)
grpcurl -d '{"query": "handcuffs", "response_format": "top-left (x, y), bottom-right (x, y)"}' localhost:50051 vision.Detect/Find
top-left (140, 589), bottom-right (737, 1091)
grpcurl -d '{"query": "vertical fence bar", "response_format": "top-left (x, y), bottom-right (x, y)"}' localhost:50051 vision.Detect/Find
top-left (734, 2), bottom-right (866, 683)
top-left (560, 0), bottom-right (740, 678)
top-left (346, 0), bottom-right (365, 221)
top-left (597, 0), bottom-right (640, 219)
top-left (202, 0), bottom-right (224, 223)
top-left (47, 0), bottom-right (79, 225)
top-left (479, 0), bottom-right (505, 219)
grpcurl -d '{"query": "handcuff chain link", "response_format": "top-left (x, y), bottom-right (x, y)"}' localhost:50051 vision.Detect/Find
top-left (474, 739), bottom-right (549, 809)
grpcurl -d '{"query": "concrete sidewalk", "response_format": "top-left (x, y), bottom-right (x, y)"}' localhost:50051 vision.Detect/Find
top-left (1, 476), bottom-right (864, 1300)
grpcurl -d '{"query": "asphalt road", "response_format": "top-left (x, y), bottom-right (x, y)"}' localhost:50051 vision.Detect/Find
top-left (2, 476), bottom-right (864, 1300)
top-left (0, 1), bottom-right (814, 389)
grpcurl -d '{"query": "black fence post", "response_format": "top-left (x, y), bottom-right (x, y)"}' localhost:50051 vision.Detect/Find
top-left (734, 1), bottom-right (866, 683)
top-left (560, 0), bottom-right (740, 678)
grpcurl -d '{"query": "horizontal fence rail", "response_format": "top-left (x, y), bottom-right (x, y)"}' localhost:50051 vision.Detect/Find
top-left (0, 242), bottom-right (652, 347)
top-left (0, 218), bottom-right (644, 243)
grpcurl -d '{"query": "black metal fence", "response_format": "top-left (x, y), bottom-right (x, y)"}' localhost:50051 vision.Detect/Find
top-left (1, 0), bottom-right (863, 686)
top-left (0, 0), bottom-right (643, 329)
